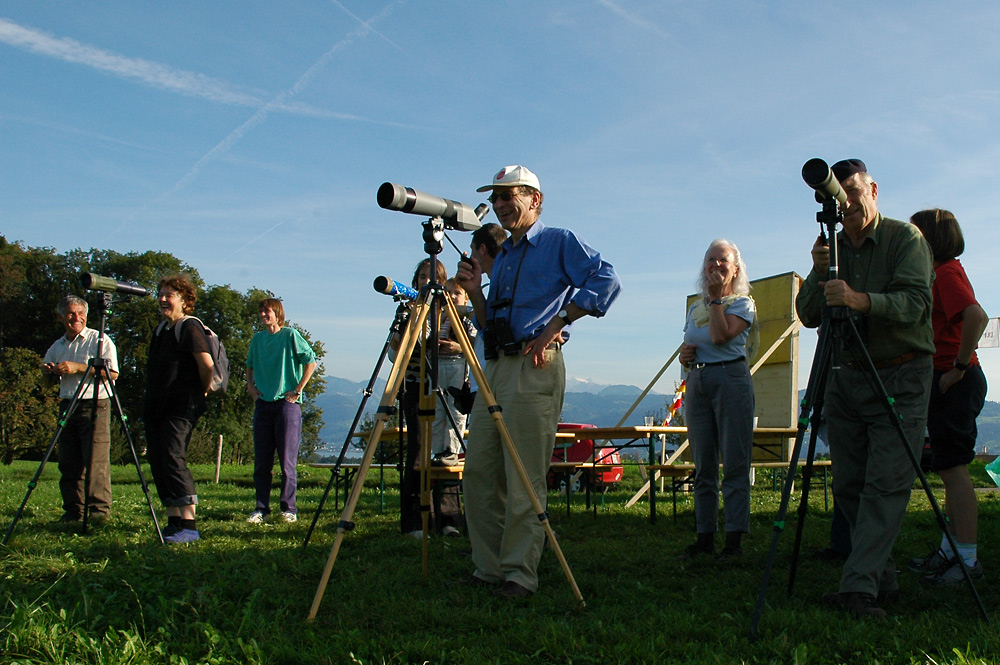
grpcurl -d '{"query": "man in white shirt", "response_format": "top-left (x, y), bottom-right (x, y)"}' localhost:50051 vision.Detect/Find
top-left (42, 295), bottom-right (120, 522)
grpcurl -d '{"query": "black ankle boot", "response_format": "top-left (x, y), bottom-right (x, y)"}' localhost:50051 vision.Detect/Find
top-left (720, 531), bottom-right (743, 558)
top-left (678, 532), bottom-right (716, 560)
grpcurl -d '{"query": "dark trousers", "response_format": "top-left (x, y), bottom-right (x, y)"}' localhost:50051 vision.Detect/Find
top-left (401, 381), bottom-right (464, 533)
top-left (826, 355), bottom-right (932, 596)
top-left (829, 499), bottom-right (852, 555)
top-left (58, 398), bottom-right (112, 516)
top-left (400, 383), bottom-right (422, 533)
top-left (253, 399), bottom-right (302, 514)
top-left (146, 415), bottom-right (198, 507)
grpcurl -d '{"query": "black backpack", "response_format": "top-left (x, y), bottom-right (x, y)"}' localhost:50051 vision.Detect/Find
top-left (155, 316), bottom-right (231, 395)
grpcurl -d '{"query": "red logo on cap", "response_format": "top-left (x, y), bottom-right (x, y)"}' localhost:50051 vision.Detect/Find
top-left (495, 169), bottom-right (506, 180)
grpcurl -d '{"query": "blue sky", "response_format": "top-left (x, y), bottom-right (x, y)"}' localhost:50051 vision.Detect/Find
top-left (3, 2), bottom-right (1000, 403)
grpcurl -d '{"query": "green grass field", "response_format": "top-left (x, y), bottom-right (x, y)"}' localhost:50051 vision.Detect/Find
top-left (2, 459), bottom-right (999, 664)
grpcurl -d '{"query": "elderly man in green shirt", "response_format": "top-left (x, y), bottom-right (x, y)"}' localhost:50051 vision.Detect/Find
top-left (796, 159), bottom-right (934, 618)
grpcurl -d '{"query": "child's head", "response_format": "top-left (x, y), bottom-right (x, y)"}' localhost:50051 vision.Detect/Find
top-left (445, 278), bottom-right (467, 305)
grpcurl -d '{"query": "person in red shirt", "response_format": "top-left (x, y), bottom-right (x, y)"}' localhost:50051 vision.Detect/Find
top-left (908, 209), bottom-right (989, 585)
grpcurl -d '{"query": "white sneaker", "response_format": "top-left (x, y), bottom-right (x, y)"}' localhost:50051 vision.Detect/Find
top-left (405, 530), bottom-right (424, 539)
top-left (278, 511), bottom-right (298, 523)
top-left (921, 558), bottom-right (985, 586)
top-left (442, 526), bottom-right (461, 537)
top-left (246, 510), bottom-right (266, 524)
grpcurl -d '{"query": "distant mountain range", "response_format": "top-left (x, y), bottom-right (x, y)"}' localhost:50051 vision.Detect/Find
top-left (313, 377), bottom-right (1000, 457)
top-left (313, 376), bottom-right (673, 455)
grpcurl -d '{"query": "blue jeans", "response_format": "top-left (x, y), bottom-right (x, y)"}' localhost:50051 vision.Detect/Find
top-left (253, 399), bottom-right (302, 514)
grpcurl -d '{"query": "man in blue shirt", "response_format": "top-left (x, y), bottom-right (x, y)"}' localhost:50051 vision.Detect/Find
top-left (455, 165), bottom-right (621, 598)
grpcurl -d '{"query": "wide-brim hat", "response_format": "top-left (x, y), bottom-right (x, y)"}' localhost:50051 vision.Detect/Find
top-left (476, 165), bottom-right (540, 192)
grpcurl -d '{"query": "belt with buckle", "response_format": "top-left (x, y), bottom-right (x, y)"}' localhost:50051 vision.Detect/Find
top-left (519, 340), bottom-right (562, 352)
top-left (843, 351), bottom-right (923, 371)
top-left (691, 356), bottom-right (745, 370)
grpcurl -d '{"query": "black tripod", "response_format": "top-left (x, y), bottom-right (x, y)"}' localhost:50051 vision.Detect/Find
top-left (2, 293), bottom-right (163, 545)
top-left (306, 218), bottom-right (585, 620)
top-left (301, 301), bottom-right (468, 548)
top-left (749, 189), bottom-right (989, 640)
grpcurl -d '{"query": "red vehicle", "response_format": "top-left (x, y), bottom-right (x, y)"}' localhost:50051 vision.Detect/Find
top-left (547, 423), bottom-right (624, 492)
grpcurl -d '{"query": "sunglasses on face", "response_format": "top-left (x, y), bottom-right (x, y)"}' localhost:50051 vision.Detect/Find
top-left (488, 190), bottom-right (521, 204)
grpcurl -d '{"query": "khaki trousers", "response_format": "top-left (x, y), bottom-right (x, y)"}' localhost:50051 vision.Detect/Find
top-left (464, 348), bottom-right (564, 591)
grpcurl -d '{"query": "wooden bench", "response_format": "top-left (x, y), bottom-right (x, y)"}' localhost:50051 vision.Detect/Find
top-left (307, 462), bottom-right (399, 512)
top-left (644, 459), bottom-right (833, 522)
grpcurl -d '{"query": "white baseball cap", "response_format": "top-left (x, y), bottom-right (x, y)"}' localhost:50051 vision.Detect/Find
top-left (476, 165), bottom-right (541, 192)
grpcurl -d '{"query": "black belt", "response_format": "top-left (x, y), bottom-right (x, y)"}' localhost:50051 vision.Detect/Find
top-left (520, 341), bottom-right (562, 351)
top-left (691, 356), bottom-right (745, 370)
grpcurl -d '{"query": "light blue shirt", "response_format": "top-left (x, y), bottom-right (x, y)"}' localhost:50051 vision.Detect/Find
top-left (683, 296), bottom-right (755, 364)
top-left (484, 221), bottom-right (621, 343)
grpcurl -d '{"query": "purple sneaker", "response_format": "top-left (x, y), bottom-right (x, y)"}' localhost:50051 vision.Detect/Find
top-left (163, 528), bottom-right (200, 544)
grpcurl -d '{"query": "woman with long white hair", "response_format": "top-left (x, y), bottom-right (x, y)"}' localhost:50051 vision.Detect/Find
top-left (678, 239), bottom-right (756, 560)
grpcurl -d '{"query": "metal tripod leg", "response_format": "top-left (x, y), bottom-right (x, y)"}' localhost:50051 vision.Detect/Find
top-left (3, 358), bottom-right (162, 545)
top-left (101, 367), bottom-right (164, 543)
top-left (302, 308), bottom-right (403, 549)
top-left (750, 314), bottom-right (836, 640)
top-left (2, 363), bottom-right (93, 545)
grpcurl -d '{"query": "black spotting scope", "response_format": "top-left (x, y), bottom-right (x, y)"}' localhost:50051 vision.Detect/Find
top-left (802, 158), bottom-right (848, 206)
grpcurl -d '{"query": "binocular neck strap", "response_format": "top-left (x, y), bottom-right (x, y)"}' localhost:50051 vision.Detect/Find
top-left (489, 240), bottom-right (530, 317)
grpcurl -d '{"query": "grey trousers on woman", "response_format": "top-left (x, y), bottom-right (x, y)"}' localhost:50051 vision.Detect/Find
top-left (685, 361), bottom-right (755, 534)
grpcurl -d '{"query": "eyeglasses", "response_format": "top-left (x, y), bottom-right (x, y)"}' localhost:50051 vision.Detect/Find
top-left (488, 190), bottom-right (521, 204)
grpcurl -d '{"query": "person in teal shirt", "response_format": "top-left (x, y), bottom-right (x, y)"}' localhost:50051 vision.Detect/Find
top-left (246, 297), bottom-right (317, 523)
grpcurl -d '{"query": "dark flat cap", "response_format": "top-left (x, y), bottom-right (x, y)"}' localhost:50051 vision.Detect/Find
top-left (832, 159), bottom-right (867, 182)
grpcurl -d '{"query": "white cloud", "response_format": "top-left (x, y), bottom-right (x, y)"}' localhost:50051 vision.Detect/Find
top-left (0, 16), bottom-right (377, 121)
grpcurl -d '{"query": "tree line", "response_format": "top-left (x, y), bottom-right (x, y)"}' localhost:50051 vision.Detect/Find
top-left (0, 235), bottom-right (326, 465)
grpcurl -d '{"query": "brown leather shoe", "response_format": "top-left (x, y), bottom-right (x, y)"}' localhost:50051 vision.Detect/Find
top-left (822, 591), bottom-right (887, 618)
top-left (495, 580), bottom-right (534, 599)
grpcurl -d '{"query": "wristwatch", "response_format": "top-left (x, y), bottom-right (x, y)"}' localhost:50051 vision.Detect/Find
top-left (557, 309), bottom-right (572, 326)
top-left (953, 359), bottom-right (971, 371)
top-left (709, 299), bottom-right (724, 306)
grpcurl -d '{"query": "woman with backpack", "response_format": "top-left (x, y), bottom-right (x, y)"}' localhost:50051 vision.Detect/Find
top-left (144, 273), bottom-right (214, 544)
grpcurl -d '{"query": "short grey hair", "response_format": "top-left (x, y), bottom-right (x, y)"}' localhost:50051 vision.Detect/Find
top-left (698, 238), bottom-right (750, 297)
top-left (57, 295), bottom-right (88, 317)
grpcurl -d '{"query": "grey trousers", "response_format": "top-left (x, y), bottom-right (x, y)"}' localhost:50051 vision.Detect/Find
top-left (685, 361), bottom-right (755, 534)
top-left (58, 398), bottom-right (112, 516)
top-left (825, 355), bottom-right (932, 597)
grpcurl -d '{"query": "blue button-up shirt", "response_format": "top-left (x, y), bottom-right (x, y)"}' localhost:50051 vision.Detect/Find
top-left (485, 221), bottom-right (621, 343)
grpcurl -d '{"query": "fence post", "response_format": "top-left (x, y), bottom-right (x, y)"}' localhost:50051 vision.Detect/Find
top-left (215, 434), bottom-right (223, 484)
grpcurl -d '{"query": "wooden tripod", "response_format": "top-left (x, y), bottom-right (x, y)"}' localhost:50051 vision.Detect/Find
top-left (307, 281), bottom-right (585, 620)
